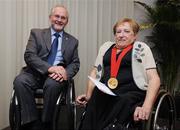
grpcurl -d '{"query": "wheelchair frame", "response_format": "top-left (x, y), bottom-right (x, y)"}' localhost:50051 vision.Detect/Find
top-left (9, 79), bottom-right (76, 130)
top-left (143, 89), bottom-right (176, 130)
top-left (77, 89), bottom-right (176, 130)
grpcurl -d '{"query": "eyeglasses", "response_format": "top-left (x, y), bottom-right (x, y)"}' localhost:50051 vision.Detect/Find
top-left (53, 15), bottom-right (67, 20)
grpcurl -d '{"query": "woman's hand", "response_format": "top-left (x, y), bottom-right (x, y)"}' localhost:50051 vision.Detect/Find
top-left (76, 67), bottom-right (97, 107)
top-left (76, 94), bottom-right (88, 107)
top-left (133, 106), bottom-right (151, 121)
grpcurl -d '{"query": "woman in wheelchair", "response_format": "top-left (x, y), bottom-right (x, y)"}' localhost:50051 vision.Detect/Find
top-left (76, 18), bottom-right (160, 130)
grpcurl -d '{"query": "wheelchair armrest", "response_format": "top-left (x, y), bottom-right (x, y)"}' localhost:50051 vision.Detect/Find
top-left (66, 79), bottom-right (75, 105)
top-left (35, 89), bottom-right (44, 98)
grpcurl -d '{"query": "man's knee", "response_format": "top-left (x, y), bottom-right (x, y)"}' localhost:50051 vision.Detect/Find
top-left (44, 78), bottom-right (65, 89)
top-left (13, 74), bottom-right (26, 90)
top-left (13, 73), bottom-right (37, 92)
top-left (43, 78), bottom-right (67, 94)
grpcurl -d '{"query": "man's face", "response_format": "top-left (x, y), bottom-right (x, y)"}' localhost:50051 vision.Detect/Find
top-left (49, 7), bottom-right (68, 32)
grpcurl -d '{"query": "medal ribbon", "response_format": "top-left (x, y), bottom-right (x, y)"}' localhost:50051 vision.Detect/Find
top-left (111, 44), bottom-right (133, 78)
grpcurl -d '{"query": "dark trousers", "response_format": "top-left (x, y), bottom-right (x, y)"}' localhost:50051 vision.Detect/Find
top-left (13, 71), bottom-right (67, 125)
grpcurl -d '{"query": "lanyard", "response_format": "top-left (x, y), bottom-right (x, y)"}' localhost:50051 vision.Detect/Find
top-left (110, 44), bottom-right (133, 78)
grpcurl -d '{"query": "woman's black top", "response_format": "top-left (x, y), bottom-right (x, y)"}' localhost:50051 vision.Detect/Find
top-left (101, 44), bottom-right (144, 95)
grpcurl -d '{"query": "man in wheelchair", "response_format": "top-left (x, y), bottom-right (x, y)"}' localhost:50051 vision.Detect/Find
top-left (12, 4), bottom-right (80, 130)
top-left (76, 18), bottom-right (160, 130)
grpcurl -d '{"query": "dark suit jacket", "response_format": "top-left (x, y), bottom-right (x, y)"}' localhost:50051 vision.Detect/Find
top-left (23, 28), bottom-right (80, 79)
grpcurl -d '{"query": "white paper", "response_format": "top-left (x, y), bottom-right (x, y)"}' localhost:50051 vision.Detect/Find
top-left (88, 76), bottom-right (116, 96)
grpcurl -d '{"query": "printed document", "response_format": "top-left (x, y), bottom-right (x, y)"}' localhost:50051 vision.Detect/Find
top-left (88, 76), bottom-right (116, 96)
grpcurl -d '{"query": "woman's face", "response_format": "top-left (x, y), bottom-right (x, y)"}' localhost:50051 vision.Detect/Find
top-left (115, 22), bottom-right (137, 48)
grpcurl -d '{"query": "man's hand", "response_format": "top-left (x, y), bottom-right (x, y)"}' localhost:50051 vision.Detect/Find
top-left (48, 66), bottom-right (67, 82)
top-left (49, 73), bottom-right (63, 82)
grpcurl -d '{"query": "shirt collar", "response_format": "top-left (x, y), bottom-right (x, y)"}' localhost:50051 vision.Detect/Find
top-left (51, 28), bottom-right (63, 37)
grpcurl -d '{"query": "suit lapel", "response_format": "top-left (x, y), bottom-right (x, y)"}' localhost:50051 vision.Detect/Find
top-left (43, 29), bottom-right (69, 54)
top-left (43, 28), bottom-right (51, 51)
top-left (61, 32), bottom-right (69, 55)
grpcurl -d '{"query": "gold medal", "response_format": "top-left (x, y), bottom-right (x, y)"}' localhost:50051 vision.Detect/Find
top-left (108, 45), bottom-right (132, 90)
top-left (108, 77), bottom-right (118, 89)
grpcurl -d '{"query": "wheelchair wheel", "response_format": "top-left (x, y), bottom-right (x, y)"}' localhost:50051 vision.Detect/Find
top-left (9, 91), bottom-right (21, 130)
top-left (53, 91), bottom-right (64, 130)
top-left (66, 79), bottom-right (76, 129)
top-left (145, 90), bottom-right (176, 130)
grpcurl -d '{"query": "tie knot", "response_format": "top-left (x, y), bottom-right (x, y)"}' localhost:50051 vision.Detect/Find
top-left (54, 33), bottom-right (60, 38)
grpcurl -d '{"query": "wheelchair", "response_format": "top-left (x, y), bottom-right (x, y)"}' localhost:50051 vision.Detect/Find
top-left (77, 89), bottom-right (176, 130)
top-left (9, 79), bottom-right (76, 130)
top-left (142, 89), bottom-right (176, 130)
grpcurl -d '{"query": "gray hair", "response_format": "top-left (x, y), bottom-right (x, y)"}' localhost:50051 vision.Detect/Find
top-left (49, 4), bottom-right (69, 18)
